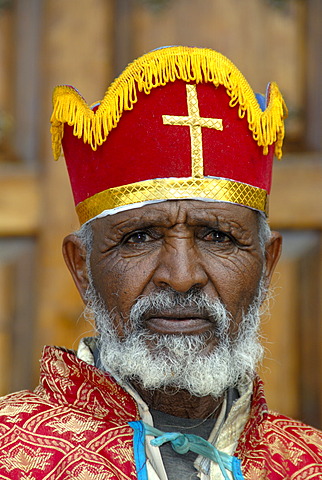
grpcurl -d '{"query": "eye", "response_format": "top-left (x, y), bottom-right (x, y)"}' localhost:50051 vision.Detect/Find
top-left (123, 231), bottom-right (152, 244)
top-left (203, 230), bottom-right (232, 243)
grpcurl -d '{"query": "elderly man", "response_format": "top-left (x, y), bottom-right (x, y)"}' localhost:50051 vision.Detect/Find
top-left (1, 46), bottom-right (321, 479)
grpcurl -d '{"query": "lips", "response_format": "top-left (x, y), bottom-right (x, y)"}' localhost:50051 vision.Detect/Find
top-left (145, 315), bottom-right (213, 335)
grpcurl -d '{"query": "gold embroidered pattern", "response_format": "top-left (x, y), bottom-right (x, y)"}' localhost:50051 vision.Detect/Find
top-left (66, 464), bottom-right (114, 479)
top-left (300, 430), bottom-right (322, 449)
top-left (290, 465), bottom-right (322, 480)
top-left (268, 437), bottom-right (305, 466)
top-left (0, 347), bottom-right (139, 480)
top-left (163, 84), bottom-right (223, 177)
top-left (0, 404), bottom-right (39, 423)
top-left (47, 413), bottom-right (105, 439)
top-left (20, 474), bottom-right (36, 480)
top-left (76, 176), bottom-right (268, 224)
top-left (246, 465), bottom-right (269, 480)
top-left (235, 381), bottom-right (322, 479)
top-left (0, 446), bottom-right (53, 473)
top-left (108, 439), bottom-right (135, 465)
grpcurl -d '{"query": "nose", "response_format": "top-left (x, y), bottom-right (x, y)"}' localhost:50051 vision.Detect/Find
top-left (152, 238), bottom-right (208, 293)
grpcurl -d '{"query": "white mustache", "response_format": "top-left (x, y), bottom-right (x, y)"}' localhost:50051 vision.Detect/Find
top-left (129, 290), bottom-right (231, 336)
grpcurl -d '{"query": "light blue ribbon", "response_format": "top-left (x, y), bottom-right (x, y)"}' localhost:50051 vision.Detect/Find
top-left (143, 422), bottom-right (244, 480)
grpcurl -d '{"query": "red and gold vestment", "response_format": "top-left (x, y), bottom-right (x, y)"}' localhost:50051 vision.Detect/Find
top-left (0, 346), bottom-right (321, 479)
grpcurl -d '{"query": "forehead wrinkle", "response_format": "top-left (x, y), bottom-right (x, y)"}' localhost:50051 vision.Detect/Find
top-left (93, 200), bottom-right (259, 236)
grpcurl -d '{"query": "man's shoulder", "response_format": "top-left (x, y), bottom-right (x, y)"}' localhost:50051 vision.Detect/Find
top-left (0, 385), bottom-right (138, 478)
top-left (0, 388), bottom-right (54, 426)
top-left (261, 411), bottom-right (322, 450)
top-left (0, 388), bottom-right (50, 406)
top-left (248, 376), bottom-right (322, 449)
top-left (263, 410), bottom-right (322, 436)
top-left (238, 409), bottom-right (322, 478)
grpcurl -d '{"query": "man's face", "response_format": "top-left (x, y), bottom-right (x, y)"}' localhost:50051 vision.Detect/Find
top-left (88, 200), bottom-right (266, 348)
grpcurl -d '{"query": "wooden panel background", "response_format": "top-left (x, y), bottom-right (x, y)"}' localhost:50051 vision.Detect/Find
top-left (0, 0), bottom-right (321, 428)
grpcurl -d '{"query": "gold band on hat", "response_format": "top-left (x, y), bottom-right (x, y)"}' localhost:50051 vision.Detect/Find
top-left (76, 177), bottom-right (268, 225)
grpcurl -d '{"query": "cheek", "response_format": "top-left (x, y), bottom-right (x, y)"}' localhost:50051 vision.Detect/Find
top-left (207, 252), bottom-right (264, 313)
top-left (91, 252), bottom-right (154, 315)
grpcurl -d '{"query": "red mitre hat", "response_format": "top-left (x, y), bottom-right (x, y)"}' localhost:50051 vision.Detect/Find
top-left (51, 46), bottom-right (287, 225)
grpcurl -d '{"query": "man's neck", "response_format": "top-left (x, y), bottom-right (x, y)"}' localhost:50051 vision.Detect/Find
top-left (131, 380), bottom-right (225, 419)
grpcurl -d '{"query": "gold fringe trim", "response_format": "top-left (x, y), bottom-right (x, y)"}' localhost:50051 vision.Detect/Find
top-left (51, 46), bottom-right (288, 161)
top-left (76, 176), bottom-right (268, 225)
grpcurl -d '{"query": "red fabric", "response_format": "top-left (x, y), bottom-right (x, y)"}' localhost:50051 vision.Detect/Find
top-left (236, 381), bottom-right (322, 478)
top-left (0, 346), bottom-right (321, 479)
top-left (0, 347), bottom-right (139, 479)
top-left (62, 81), bottom-right (274, 207)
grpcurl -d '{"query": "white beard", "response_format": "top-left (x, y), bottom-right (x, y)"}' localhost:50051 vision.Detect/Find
top-left (85, 283), bottom-right (265, 400)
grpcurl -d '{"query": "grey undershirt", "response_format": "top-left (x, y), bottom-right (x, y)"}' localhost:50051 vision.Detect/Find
top-left (150, 388), bottom-right (239, 480)
top-left (151, 409), bottom-right (215, 480)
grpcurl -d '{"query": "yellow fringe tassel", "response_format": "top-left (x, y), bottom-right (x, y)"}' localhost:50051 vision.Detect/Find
top-left (51, 46), bottom-right (288, 161)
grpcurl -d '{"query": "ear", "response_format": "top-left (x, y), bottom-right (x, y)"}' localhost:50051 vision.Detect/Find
top-left (62, 234), bottom-right (89, 304)
top-left (262, 231), bottom-right (282, 290)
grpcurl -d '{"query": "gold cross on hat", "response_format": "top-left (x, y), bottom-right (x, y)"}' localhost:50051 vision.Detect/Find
top-left (162, 84), bottom-right (223, 178)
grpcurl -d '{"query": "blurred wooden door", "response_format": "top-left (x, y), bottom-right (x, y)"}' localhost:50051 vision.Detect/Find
top-left (0, 0), bottom-right (114, 393)
top-left (0, 0), bottom-right (41, 394)
top-left (0, 0), bottom-right (321, 429)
